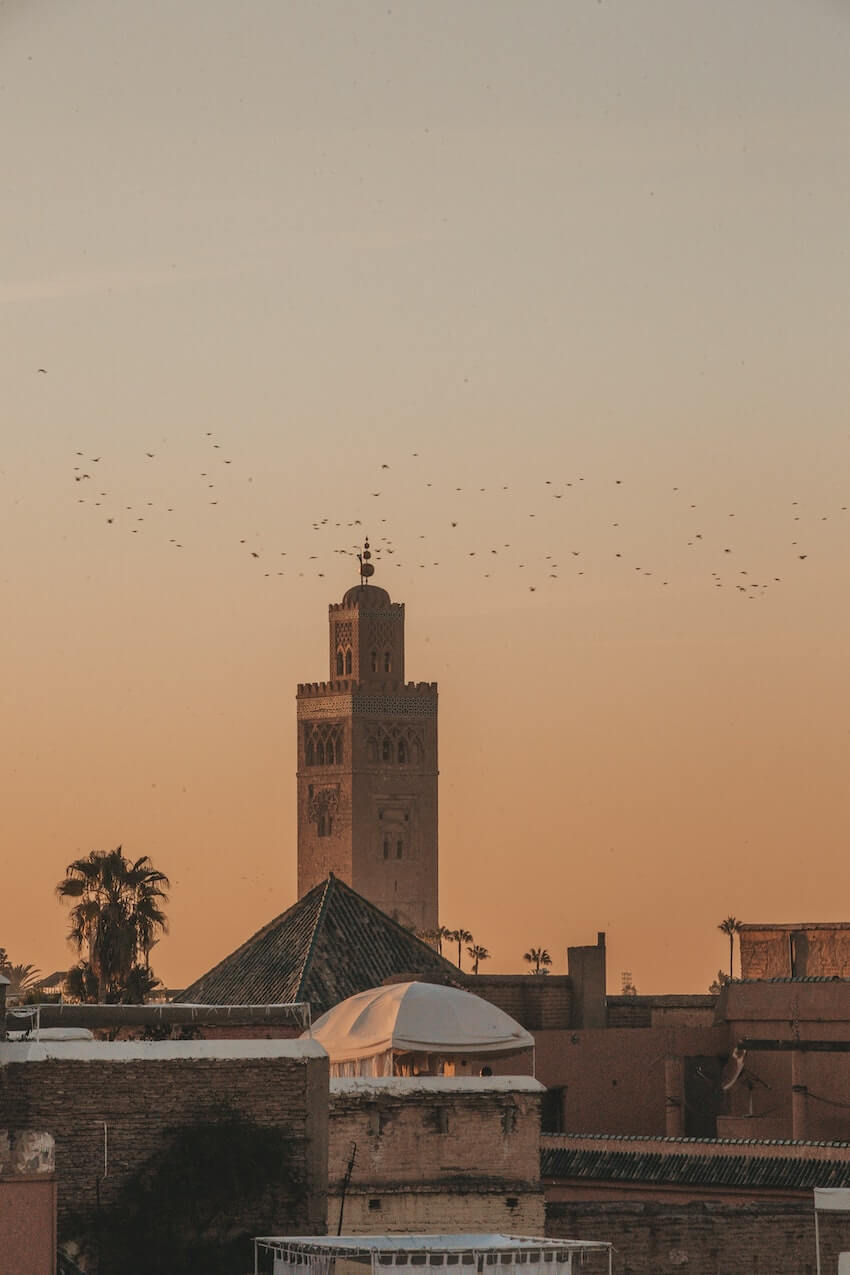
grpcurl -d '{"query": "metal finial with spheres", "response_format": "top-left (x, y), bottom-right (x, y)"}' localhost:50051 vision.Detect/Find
top-left (357, 538), bottom-right (375, 587)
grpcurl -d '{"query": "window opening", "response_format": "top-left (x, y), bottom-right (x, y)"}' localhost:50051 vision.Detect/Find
top-left (336, 650), bottom-right (344, 676)
top-left (345, 649), bottom-right (352, 675)
top-left (384, 651), bottom-right (392, 672)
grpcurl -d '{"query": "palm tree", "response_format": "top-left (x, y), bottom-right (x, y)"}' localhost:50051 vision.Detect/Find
top-left (467, 944), bottom-right (490, 975)
top-left (523, 948), bottom-right (552, 975)
top-left (64, 962), bottom-right (99, 1003)
top-left (448, 928), bottom-right (473, 970)
top-left (0, 961), bottom-right (41, 1003)
top-left (417, 925), bottom-right (454, 955)
top-left (436, 925), bottom-right (453, 956)
top-left (56, 847), bottom-right (169, 1002)
top-left (718, 916), bottom-right (742, 980)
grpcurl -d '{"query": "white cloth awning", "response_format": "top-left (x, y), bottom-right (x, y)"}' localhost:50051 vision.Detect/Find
top-left (815, 1188), bottom-right (850, 1212)
top-left (305, 982), bottom-right (534, 1065)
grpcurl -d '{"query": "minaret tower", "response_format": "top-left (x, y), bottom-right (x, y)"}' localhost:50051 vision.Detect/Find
top-left (296, 542), bottom-right (439, 931)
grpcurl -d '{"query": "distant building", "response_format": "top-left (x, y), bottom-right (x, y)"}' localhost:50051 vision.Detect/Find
top-left (739, 922), bottom-right (850, 979)
top-left (297, 547), bottom-right (438, 932)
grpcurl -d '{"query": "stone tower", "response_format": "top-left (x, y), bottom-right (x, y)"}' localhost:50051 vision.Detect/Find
top-left (296, 544), bottom-right (438, 931)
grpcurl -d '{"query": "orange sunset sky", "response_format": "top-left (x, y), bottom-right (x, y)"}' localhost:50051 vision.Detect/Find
top-left (2, 1), bottom-right (850, 994)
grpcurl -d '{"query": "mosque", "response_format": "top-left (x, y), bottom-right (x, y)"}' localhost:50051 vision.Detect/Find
top-left (296, 540), bottom-right (439, 932)
top-left (181, 545), bottom-right (449, 1011)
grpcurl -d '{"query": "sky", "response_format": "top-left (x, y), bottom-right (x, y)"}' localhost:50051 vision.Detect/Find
top-left (2, 0), bottom-right (850, 994)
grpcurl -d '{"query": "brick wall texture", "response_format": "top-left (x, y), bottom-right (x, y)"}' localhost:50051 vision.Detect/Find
top-left (547, 1200), bottom-right (850, 1275)
top-left (464, 977), bottom-right (572, 1031)
top-left (0, 1054), bottom-right (328, 1245)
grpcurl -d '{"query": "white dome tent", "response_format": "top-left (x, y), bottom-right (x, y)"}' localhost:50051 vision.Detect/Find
top-left (305, 980), bottom-right (535, 1078)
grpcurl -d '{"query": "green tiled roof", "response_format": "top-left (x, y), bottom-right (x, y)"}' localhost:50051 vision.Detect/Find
top-left (179, 875), bottom-right (458, 1017)
top-left (542, 1143), bottom-right (850, 1191)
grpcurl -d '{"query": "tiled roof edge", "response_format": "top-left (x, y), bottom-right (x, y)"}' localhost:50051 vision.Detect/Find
top-left (542, 1132), bottom-right (850, 1149)
top-left (295, 875), bottom-right (336, 1001)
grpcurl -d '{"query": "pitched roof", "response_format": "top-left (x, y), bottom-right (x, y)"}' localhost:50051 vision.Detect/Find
top-left (541, 1143), bottom-right (850, 1192)
top-left (179, 875), bottom-right (459, 1017)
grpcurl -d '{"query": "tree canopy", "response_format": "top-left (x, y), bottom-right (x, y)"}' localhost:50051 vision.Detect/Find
top-left (56, 847), bottom-right (169, 1003)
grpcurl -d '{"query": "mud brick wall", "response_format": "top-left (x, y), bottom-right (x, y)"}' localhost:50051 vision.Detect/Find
top-left (329, 1082), bottom-right (541, 1186)
top-left (547, 1200), bottom-right (850, 1275)
top-left (331, 1184), bottom-right (544, 1235)
top-left (328, 1080), bottom-right (545, 1234)
top-left (468, 977), bottom-right (572, 1030)
top-left (0, 1048), bottom-right (329, 1240)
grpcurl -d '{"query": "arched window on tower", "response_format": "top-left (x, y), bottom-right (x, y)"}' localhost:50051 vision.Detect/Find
top-left (318, 812), bottom-right (332, 837)
top-left (336, 650), bottom-right (344, 676)
top-left (326, 737), bottom-right (335, 765)
top-left (371, 651), bottom-right (378, 674)
top-left (383, 837), bottom-right (390, 860)
top-left (381, 737), bottom-right (392, 763)
top-left (335, 730), bottom-right (344, 765)
top-left (367, 737), bottom-right (378, 763)
top-left (396, 839), bottom-right (403, 859)
top-left (397, 739), bottom-right (407, 764)
top-left (317, 739), bottom-right (325, 765)
top-left (305, 733), bottom-right (314, 766)
top-left (384, 651), bottom-right (392, 673)
top-left (345, 649), bottom-right (352, 675)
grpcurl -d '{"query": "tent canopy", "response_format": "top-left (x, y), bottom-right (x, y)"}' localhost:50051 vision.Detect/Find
top-left (254, 1233), bottom-right (614, 1275)
top-left (255, 1234), bottom-right (612, 1256)
top-left (307, 981), bottom-right (534, 1064)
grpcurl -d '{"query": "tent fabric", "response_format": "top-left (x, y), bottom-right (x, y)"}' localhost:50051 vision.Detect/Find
top-left (257, 1234), bottom-right (614, 1273)
top-left (258, 1234), bottom-right (610, 1254)
top-left (306, 981), bottom-right (534, 1065)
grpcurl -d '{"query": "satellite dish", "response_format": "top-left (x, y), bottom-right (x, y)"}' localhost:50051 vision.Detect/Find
top-left (721, 1045), bottom-right (747, 1091)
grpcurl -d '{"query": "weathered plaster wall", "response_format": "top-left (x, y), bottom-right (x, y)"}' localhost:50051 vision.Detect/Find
top-left (328, 1077), bottom-right (545, 1234)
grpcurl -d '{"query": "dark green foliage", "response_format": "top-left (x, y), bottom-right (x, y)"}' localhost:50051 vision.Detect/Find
top-left (56, 847), bottom-right (169, 1002)
top-left (93, 1111), bottom-right (303, 1275)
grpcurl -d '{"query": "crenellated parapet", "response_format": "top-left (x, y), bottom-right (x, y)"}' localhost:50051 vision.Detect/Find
top-left (297, 681), bottom-right (438, 720)
top-left (329, 600), bottom-right (405, 620)
top-left (297, 680), bottom-right (437, 697)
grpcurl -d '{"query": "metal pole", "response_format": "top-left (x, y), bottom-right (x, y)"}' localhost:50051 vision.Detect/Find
top-left (337, 1142), bottom-right (357, 1235)
top-left (815, 1203), bottom-right (822, 1275)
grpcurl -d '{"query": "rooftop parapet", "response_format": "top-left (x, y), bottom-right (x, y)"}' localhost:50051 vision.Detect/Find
top-left (329, 599), bottom-right (405, 616)
top-left (297, 680), bottom-right (437, 697)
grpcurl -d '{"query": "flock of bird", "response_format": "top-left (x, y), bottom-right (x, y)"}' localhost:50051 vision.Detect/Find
top-left (66, 423), bottom-right (840, 601)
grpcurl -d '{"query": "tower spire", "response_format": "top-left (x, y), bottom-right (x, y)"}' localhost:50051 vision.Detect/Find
top-left (357, 538), bottom-right (375, 587)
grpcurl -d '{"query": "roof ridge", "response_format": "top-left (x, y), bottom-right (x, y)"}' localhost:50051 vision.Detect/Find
top-left (178, 880), bottom-right (327, 1001)
top-left (295, 874), bottom-right (336, 1001)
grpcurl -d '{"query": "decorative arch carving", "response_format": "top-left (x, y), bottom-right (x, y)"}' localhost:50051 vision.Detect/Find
top-left (362, 723), bottom-right (425, 766)
top-left (304, 722), bottom-right (345, 766)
